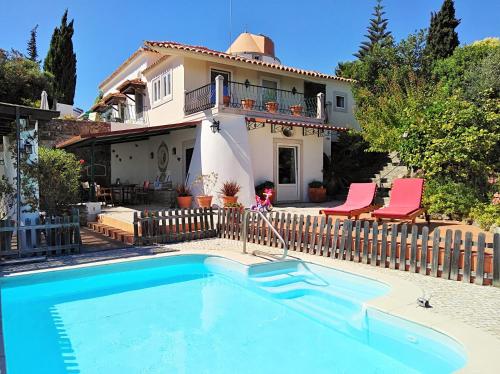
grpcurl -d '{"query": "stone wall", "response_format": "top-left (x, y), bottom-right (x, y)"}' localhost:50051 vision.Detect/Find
top-left (39, 118), bottom-right (111, 186)
top-left (39, 118), bottom-right (110, 148)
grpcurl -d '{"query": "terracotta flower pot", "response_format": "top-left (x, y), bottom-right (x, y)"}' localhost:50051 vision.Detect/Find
top-left (308, 187), bottom-right (326, 203)
top-left (223, 95), bottom-right (231, 106)
top-left (177, 196), bottom-right (193, 208)
top-left (221, 195), bottom-right (238, 206)
top-left (241, 99), bottom-right (255, 110)
top-left (265, 101), bottom-right (279, 113)
top-left (196, 195), bottom-right (213, 208)
top-left (290, 105), bottom-right (303, 116)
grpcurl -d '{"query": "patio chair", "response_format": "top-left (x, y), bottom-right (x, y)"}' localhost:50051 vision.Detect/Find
top-left (135, 181), bottom-right (152, 204)
top-left (319, 183), bottom-right (378, 219)
top-left (80, 181), bottom-right (91, 201)
top-left (371, 178), bottom-right (427, 223)
top-left (96, 184), bottom-right (113, 205)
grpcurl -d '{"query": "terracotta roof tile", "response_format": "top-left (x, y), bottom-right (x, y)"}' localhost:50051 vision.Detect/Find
top-left (117, 78), bottom-right (146, 92)
top-left (144, 41), bottom-right (353, 83)
top-left (103, 92), bottom-right (127, 105)
top-left (99, 47), bottom-right (159, 89)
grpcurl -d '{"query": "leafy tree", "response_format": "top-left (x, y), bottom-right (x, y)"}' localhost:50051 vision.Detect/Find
top-left (94, 90), bottom-right (103, 104)
top-left (426, 0), bottom-right (460, 61)
top-left (432, 38), bottom-right (498, 98)
top-left (0, 49), bottom-right (53, 106)
top-left (24, 147), bottom-right (82, 215)
top-left (355, 0), bottom-right (392, 59)
top-left (27, 25), bottom-right (39, 63)
top-left (44, 9), bottom-right (77, 105)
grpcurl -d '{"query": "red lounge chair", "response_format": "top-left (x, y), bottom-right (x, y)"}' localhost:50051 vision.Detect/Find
top-left (372, 178), bottom-right (426, 223)
top-left (319, 183), bottom-right (378, 219)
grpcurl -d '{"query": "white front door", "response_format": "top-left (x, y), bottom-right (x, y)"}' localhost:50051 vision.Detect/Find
top-left (276, 145), bottom-right (300, 202)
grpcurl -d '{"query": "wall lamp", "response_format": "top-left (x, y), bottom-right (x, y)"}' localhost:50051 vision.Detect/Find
top-left (23, 141), bottom-right (33, 155)
top-left (210, 120), bottom-right (220, 134)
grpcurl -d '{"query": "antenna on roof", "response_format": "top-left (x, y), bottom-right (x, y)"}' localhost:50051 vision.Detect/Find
top-left (228, 0), bottom-right (233, 53)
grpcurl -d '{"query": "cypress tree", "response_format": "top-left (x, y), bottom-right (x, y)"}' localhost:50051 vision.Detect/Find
top-left (355, 0), bottom-right (393, 59)
top-left (426, 0), bottom-right (460, 60)
top-left (27, 25), bottom-right (39, 63)
top-left (44, 9), bottom-right (77, 105)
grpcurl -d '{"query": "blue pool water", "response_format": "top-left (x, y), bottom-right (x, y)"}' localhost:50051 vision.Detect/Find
top-left (1, 255), bottom-right (466, 373)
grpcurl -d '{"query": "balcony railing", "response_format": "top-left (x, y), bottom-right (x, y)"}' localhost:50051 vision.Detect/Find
top-left (101, 104), bottom-right (149, 124)
top-left (184, 83), bottom-right (214, 115)
top-left (184, 80), bottom-right (321, 118)
top-left (226, 81), bottom-right (317, 118)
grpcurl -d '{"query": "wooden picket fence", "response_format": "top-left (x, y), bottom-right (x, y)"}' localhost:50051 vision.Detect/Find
top-left (0, 214), bottom-right (81, 259)
top-left (217, 208), bottom-right (500, 287)
top-left (133, 208), bottom-right (217, 245)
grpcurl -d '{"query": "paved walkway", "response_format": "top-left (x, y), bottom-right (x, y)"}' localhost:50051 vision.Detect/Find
top-left (3, 238), bottom-right (500, 341)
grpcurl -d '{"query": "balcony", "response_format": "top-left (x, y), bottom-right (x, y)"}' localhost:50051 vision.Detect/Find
top-left (185, 78), bottom-right (324, 120)
top-left (100, 104), bottom-right (149, 125)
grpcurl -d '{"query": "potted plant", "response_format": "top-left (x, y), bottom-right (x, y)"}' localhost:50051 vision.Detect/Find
top-left (176, 182), bottom-right (193, 208)
top-left (219, 181), bottom-right (241, 206)
top-left (241, 98), bottom-right (255, 110)
top-left (290, 104), bottom-right (303, 116)
top-left (308, 180), bottom-right (327, 203)
top-left (193, 172), bottom-right (218, 208)
top-left (265, 101), bottom-right (279, 113)
top-left (255, 181), bottom-right (275, 204)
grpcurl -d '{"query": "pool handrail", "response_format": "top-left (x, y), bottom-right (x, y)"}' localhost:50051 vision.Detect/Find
top-left (242, 210), bottom-right (288, 260)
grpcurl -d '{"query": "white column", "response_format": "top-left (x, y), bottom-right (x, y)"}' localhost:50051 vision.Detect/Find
top-left (215, 75), bottom-right (224, 109)
top-left (317, 92), bottom-right (325, 120)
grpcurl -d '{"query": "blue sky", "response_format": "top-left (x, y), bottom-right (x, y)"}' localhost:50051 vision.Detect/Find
top-left (1, 0), bottom-right (499, 110)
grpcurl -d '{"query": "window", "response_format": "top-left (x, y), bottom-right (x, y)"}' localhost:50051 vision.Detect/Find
top-left (152, 69), bottom-right (173, 105)
top-left (152, 79), bottom-right (161, 103)
top-left (162, 70), bottom-right (172, 99)
top-left (333, 91), bottom-right (347, 112)
top-left (336, 95), bottom-right (345, 109)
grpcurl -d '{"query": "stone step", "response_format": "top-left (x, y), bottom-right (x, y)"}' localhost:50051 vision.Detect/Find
top-left (87, 222), bottom-right (134, 245)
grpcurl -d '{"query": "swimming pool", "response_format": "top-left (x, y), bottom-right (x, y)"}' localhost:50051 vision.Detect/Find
top-left (1, 254), bottom-right (466, 373)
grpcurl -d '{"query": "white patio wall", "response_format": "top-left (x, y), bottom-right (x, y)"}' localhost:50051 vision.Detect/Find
top-left (247, 125), bottom-right (324, 203)
top-left (110, 127), bottom-right (197, 186)
top-left (193, 116), bottom-right (255, 208)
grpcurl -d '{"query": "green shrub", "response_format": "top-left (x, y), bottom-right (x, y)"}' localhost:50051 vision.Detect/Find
top-left (423, 179), bottom-right (479, 219)
top-left (308, 181), bottom-right (324, 188)
top-left (24, 147), bottom-right (82, 215)
top-left (255, 181), bottom-right (274, 191)
top-left (469, 203), bottom-right (500, 231)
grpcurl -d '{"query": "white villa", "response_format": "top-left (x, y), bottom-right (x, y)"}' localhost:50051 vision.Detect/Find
top-left (60, 33), bottom-right (359, 206)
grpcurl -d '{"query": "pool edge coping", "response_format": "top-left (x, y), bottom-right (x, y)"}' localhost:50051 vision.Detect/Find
top-left (1, 248), bottom-right (499, 373)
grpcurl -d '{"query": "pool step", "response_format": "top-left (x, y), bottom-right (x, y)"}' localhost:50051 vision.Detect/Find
top-left (285, 297), bottom-right (367, 338)
top-left (251, 272), bottom-right (310, 287)
top-left (248, 260), bottom-right (301, 278)
top-left (87, 222), bottom-right (135, 245)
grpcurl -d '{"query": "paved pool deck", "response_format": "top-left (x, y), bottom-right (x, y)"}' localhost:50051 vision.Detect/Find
top-left (2, 238), bottom-right (500, 373)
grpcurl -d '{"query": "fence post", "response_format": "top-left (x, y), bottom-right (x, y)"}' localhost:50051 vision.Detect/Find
top-left (450, 230), bottom-right (462, 281)
top-left (409, 225), bottom-right (418, 273)
top-left (133, 212), bottom-right (140, 245)
top-left (493, 233), bottom-right (500, 287)
top-left (442, 229), bottom-right (453, 279)
top-left (420, 226), bottom-right (429, 275)
top-left (371, 222), bottom-right (379, 266)
top-left (463, 232), bottom-right (473, 283)
top-left (474, 233), bottom-right (486, 285)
